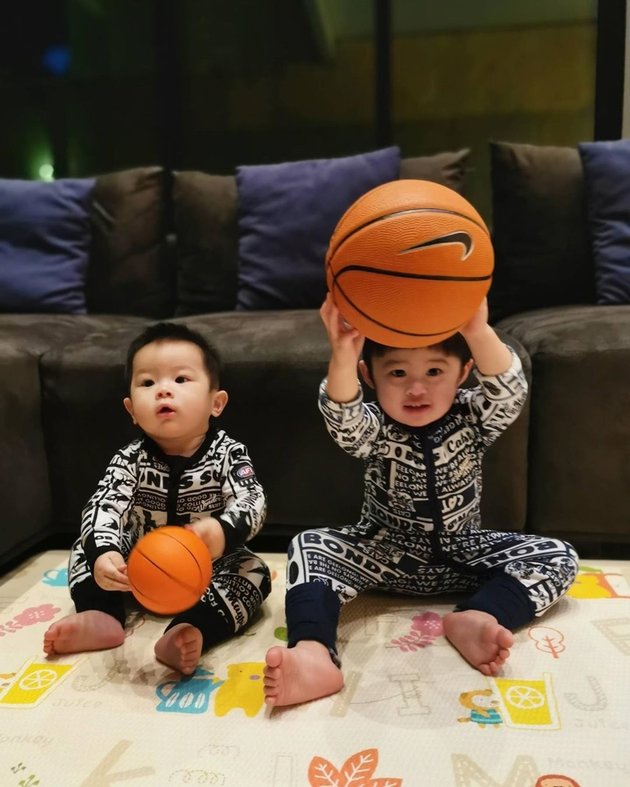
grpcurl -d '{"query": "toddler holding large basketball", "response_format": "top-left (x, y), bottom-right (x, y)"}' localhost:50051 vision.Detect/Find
top-left (44, 322), bottom-right (271, 675)
top-left (263, 294), bottom-right (578, 707)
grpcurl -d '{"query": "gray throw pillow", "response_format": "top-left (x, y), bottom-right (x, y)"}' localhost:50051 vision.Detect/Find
top-left (173, 148), bottom-right (472, 316)
top-left (489, 140), bottom-right (595, 323)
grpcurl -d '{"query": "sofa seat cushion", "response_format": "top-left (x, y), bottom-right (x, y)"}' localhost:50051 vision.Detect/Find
top-left (497, 305), bottom-right (630, 545)
top-left (39, 311), bottom-right (363, 538)
top-left (40, 310), bottom-right (529, 546)
top-left (0, 314), bottom-right (148, 357)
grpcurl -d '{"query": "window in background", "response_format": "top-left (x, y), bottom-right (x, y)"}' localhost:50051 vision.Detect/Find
top-left (388, 0), bottom-right (599, 220)
top-left (173, 0), bottom-right (377, 171)
top-left (0, 0), bottom-right (615, 192)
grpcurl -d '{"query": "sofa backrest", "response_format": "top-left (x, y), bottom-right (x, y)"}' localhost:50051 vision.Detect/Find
top-left (170, 149), bottom-right (472, 317)
top-left (86, 151), bottom-right (471, 319)
top-left (87, 167), bottom-right (176, 318)
top-left (488, 140), bottom-right (596, 323)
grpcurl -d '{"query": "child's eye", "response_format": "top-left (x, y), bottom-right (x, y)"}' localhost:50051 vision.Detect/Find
top-left (140, 379), bottom-right (154, 387)
top-left (175, 375), bottom-right (189, 384)
top-left (427, 368), bottom-right (442, 377)
top-left (390, 369), bottom-right (406, 378)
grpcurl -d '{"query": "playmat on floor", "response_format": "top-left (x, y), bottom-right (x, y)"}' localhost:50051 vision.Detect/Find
top-left (0, 550), bottom-right (628, 786)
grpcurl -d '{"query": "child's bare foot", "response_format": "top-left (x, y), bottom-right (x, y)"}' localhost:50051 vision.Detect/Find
top-left (43, 611), bottom-right (125, 656)
top-left (154, 623), bottom-right (202, 675)
top-left (264, 640), bottom-right (344, 707)
top-left (443, 610), bottom-right (514, 676)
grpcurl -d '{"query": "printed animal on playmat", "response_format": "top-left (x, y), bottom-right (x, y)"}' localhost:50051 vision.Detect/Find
top-left (457, 688), bottom-right (502, 727)
top-left (214, 662), bottom-right (265, 717)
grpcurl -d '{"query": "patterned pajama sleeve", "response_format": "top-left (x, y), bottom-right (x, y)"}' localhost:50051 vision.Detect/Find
top-left (215, 442), bottom-right (267, 552)
top-left (79, 442), bottom-right (142, 569)
top-left (318, 379), bottom-right (384, 459)
top-left (461, 349), bottom-right (528, 447)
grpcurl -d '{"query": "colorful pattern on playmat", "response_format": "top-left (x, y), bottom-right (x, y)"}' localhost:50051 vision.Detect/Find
top-left (0, 554), bottom-right (627, 785)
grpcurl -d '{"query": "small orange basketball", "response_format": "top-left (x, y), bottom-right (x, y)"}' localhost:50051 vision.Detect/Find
top-left (325, 179), bottom-right (493, 347)
top-left (127, 526), bottom-right (212, 615)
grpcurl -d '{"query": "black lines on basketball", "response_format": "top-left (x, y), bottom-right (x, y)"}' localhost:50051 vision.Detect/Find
top-left (325, 179), bottom-right (494, 347)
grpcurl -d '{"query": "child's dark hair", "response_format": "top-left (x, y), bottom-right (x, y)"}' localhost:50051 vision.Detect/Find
top-left (125, 322), bottom-right (222, 391)
top-left (362, 333), bottom-right (472, 376)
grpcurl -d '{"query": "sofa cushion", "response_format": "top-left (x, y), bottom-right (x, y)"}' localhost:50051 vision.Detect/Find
top-left (39, 309), bottom-right (530, 543)
top-left (496, 304), bottom-right (630, 544)
top-left (399, 148), bottom-right (470, 192)
top-left (172, 151), bottom-right (472, 317)
top-left (235, 146), bottom-right (401, 311)
top-left (87, 167), bottom-right (175, 318)
top-left (578, 139), bottom-right (630, 304)
top-left (0, 177), bottom-right (94, 314)
top-left (173, 171), bottom-right (239, 316)
top-left (489, 141), bottom-right (595, 322)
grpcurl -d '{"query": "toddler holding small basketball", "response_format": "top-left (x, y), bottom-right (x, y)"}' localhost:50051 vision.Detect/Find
top-left (44, 322), bottom-right (271, 675)
top-left (263, 294), bottom-right (578, 707)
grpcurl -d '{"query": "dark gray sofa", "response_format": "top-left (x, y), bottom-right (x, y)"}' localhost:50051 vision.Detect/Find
top-left (4, 141), bottom-right (614, 575)
top-left (490, 140), bottom-right (630, 555)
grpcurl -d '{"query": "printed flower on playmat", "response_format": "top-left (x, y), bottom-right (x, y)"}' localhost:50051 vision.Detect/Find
top-left (14, 604), bottom-right (60, 626)
top-left (390, 611), bottom-right (443, 651)
top-left (308, 748), bottom-right (402, 786)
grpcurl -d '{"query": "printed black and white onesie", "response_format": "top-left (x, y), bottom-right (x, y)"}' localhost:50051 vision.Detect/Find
top-left (285, 350), bottom-right (578, 658)
top-left (69, 426), bottom-right (271, 649)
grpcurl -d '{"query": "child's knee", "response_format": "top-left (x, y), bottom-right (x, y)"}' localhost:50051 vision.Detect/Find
top-left (253, 556), bottom-right (272, 600)
top-left (551, 540), bottom-right (579, 592)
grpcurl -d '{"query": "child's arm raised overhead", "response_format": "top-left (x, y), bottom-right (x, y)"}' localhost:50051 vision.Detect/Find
top-left (459, 298), bottom-right (512, 377)
top-left (320, 293), bottom-right (365, 402)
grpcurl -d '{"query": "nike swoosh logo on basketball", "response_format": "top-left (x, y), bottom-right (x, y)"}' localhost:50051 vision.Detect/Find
top-left (399, 231), bottom-right (473, 259)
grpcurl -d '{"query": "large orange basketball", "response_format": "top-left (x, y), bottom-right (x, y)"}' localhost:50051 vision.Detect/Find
top-left (325, 179), bottom-right (493, 347)
top-left (127, 526), bottom-right (212, 615)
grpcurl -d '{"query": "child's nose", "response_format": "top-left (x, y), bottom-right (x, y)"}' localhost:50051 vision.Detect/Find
top-left (156, 384), bottom-right (173, 398)
top-left (407, 379), bottom-right (427, 396)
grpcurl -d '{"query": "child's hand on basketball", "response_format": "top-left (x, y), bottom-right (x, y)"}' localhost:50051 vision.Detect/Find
top-left (185, 517), bottom-right (224, 559)
top-left (459, 297), bottom-right (512, 376)
top-left (94, 551), bottom-right (130, 592)
top-left (459, 297), bottom-right (489, 340)
top-left (320, 293), bottom-right (364, 360)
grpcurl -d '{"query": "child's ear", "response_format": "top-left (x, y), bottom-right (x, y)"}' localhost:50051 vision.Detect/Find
top-left (123, 397), bottom-right (137, 424)
top-left (211, 390), bottom-right (228, 417)
top-left (359, 360), bottom-right (375, 389)
top-left (459, 359), bottom-right (474, 385)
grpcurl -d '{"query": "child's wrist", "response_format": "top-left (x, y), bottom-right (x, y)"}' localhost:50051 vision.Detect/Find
top-left (461, 323), bottom-right (493, 343)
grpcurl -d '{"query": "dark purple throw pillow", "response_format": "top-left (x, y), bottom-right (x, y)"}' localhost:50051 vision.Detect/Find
top-left (235, 147), bottom-right (401, 310)
top-left (0, 177), bottom-right (94, 314)
top-left (579, 139), bottom-right (630, 305)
